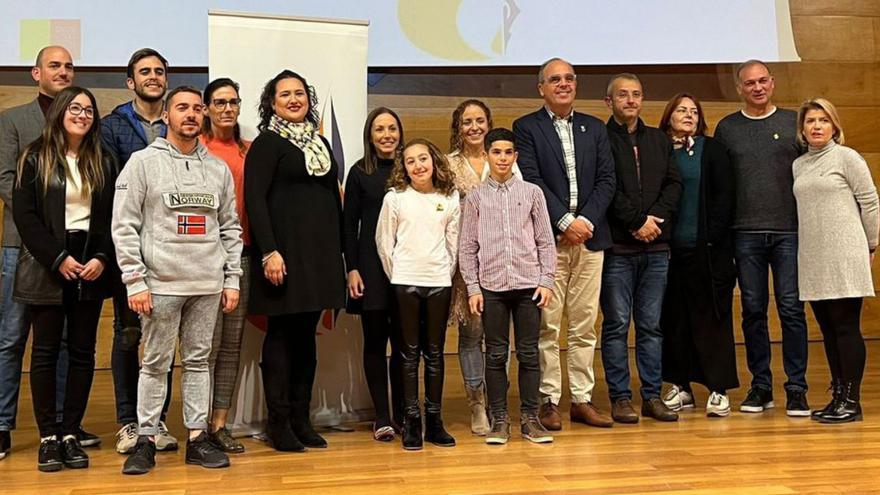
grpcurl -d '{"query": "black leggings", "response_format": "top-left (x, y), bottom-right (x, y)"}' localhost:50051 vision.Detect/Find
top-left (361, 309), bottom-right (403, 427)
top-left (810, 298), bottom-right (865, 398)
top-left (261, 312), bottom-right (321, 417)
top-left (394, 286), bottom-right (451, 417)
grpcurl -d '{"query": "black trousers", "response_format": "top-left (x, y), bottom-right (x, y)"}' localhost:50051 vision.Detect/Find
top-left (28, 231), bottom-right (104, 438)
top-left (393, 285), bottom-right (451, 417)
top-left (481, 288), bottom-right (541, 418)
top-left (261, 312), bottom-right (321, 418)
top-left (810, 298), bottom-right (865, 398)
top-left (361, 309), bottom-right (403, 426)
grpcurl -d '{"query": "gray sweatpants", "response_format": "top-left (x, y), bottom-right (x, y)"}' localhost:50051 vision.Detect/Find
top-left (137, 293), bottom-right (221, 436)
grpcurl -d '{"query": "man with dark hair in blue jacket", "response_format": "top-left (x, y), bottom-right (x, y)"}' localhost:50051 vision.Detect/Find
top-left (100, 47), bottom-right (177, 456)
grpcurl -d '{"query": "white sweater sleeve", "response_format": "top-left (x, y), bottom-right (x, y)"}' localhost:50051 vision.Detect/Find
top-left (446, 191), bottom-right (461, 277)
top-left (111, 158), bottom-right (149, 296)
top-left (375, 190), bottom-right (399, 280)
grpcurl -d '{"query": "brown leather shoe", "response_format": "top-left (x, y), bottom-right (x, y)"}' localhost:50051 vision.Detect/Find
top-left (538, 402), bottom-right (562, 431)
top-left (611, 398), bottom-right (640, 424)
top-left (642, 397), bottom-right (679, 422)
top-left (570, 402), bottom-right (613, 428)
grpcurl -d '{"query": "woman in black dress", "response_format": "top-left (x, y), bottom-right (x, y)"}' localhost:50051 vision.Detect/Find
top-left (344, 107), bottom-right (405, 441)
top-left (658, 93), bottom-right (739, 417)
top-left (245, 70), bottom-right (345, 452)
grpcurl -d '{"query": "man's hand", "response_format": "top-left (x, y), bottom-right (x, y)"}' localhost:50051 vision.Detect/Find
top-left (221, 288), bottom-right (240, 314)
top-left (468, 294), bottom-right (484, 315)
top-left (78, 258), bottom-right (105, 281)
top-left (128, 290), bottom-right (153, 316)
top-left (563, 218), bottom-right (593, 245)
top-left (633, 215), bottom-right (664, 242)
top-left (533, 286), bottom-right (553, 309)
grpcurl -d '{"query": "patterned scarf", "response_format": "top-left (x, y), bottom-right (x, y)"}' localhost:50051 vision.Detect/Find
top-left (671, 135), bottom-right (695, 153)
top-left (267, 114), bottom-right (331, 176)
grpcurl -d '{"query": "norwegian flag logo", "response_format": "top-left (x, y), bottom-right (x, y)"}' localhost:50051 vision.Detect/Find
top-left (177, 215), bottom-right (206, 235)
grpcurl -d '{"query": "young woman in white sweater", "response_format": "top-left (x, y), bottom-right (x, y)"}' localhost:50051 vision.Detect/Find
top-left (376, 138), bottom-right (459, 450)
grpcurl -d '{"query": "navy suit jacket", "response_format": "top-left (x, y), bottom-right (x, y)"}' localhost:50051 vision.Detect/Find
top-left (513, 107), bottom-right (616, 251)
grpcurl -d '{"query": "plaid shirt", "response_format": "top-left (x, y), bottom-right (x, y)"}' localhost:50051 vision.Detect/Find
top-left (459, 175), bottom-right (557, 296)
top-left (547, 107), bottom-right (594, 232)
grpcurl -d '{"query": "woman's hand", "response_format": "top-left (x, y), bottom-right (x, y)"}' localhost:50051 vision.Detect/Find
top-left (79, 258), bottom-right (105, 281)
top-left (348, 270), bottom-right (365, 299)
top-left (58, 256), bottom-right (85, 281)
top-left (263, 251), bottom-right (287, 286)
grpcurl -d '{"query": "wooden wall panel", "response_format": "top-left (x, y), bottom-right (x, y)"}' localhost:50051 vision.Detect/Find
top-left (790, 0), bottom-right (880, 16)
top-left (791, 16), bottom-right (877, 61)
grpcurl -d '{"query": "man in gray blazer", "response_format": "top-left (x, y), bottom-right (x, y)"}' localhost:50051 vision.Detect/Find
top-left (0, 45), bottom-right (98, 459)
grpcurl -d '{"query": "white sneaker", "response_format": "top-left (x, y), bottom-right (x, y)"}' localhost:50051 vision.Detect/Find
top-left (155, 421), bottom-right (179, 451)
top-left (706, 392), bottom-right (731, 417)
top-left (663, 385), bottom-right (695, 412)
top-left (115, 422), bottom-right (138, 454)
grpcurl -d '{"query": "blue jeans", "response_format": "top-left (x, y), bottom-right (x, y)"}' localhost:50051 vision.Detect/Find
top-left (600, 251), bottom-right (669, 401)
top-left (734, 232), bottom-right (808, 393)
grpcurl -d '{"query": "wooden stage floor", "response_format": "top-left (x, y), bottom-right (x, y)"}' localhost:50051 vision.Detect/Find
top-left (1, 341), bottom-right (879, 495)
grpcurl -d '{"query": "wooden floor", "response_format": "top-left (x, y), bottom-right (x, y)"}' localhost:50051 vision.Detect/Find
top-left (1, 342), bottom-right (879, 495)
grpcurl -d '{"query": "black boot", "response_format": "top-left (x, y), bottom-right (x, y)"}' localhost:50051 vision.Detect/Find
top-left (261, 362), bottom-right (305, 452)
top-left (811, 379), bottom-right (842, 421)
top-left (290, 403), bottom-right (327, 449)
top-left (402, 415), bottom-right (423, 451)
top-left (819, 381), bottom-right (862, 424)
top-left (424, 413), bottom-right (455, 447)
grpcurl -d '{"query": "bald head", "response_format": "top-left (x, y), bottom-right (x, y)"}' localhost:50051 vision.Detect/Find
top-left (31, 46), bottom-right (74, 97)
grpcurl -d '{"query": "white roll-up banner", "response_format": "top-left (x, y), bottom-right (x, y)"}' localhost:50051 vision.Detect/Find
top-left (208, 10), bottom-right (371, 433)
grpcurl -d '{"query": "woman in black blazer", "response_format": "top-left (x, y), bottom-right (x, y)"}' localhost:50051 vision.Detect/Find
top-left (657, 93), bottom-right (739, 418)
top-left (12, 87), bottom-right (116, 472)
top-left (245, 70), bottom-right (345, 452)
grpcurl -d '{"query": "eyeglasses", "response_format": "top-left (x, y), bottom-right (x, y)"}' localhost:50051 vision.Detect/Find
top-left (544, 74), bottom-right (577, 86)
top-left (211, 98), bottom-right (241, 109)
top-left (68, 103), bottom-right (94, 119)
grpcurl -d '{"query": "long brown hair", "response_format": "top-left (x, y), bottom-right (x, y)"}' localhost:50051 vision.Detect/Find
top-left (17, 86), bottom-right (105, 198)
top-left (358, 107), bottom-right (404, 175)
top-left (658, 92), bottom-right (708, 137)
top-left (202, 77), bottom-right (247, 156)
top-left (387, 138), bottom-right (456, 196)
top-left (448, 99), bottom-right (493, 154)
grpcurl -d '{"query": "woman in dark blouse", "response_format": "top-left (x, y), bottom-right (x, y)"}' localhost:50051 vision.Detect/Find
top-left (658, 93), bottom-right (739, 418)
top-left (244, 70), bottom-right (345, 452)
top-left (343, 107), bottom-right (405, 441)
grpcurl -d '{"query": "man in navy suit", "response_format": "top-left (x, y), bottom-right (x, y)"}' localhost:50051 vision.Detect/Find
top-left (514, 57), bottom-right (616, 430)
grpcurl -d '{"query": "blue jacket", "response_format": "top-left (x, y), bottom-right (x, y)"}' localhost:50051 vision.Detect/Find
top-left (513, 108), bottom-right (616, 251)
top-left (100, 101), bottom-right (166, 168)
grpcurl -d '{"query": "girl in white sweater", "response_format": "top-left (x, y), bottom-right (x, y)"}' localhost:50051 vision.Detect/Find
top-left (376, 138), bottom-right (459, 450)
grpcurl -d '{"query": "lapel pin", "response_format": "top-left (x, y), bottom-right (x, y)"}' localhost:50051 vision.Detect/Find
top-left (773, 133), bottom-right (779, 140)
top-left (580, 125), bottom-right (586, 132)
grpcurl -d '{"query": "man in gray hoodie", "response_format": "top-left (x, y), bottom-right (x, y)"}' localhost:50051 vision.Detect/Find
top-left (112, 86), bottom-right (242, 475)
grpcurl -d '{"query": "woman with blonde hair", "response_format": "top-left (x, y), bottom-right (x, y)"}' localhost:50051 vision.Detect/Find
top-left (792, 97), bottom-right (878, 424)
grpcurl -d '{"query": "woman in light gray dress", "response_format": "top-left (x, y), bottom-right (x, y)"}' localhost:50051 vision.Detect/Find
top-left (792, 97), bottom-right (879, 424)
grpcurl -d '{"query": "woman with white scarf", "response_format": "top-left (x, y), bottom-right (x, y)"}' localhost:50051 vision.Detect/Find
top-left (245, 70), bottom-right (345, 452)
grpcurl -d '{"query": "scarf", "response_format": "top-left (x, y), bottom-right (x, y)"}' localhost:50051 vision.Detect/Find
top-left (268, 114), bottom-right (331, 176)
top-left (671, 135), bottom-right (696, 154)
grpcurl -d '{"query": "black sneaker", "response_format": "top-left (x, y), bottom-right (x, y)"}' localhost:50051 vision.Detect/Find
top-left (0, 430), bottom-right (10, 460)
top-left (740, 388), bottom-right (774, 413)
top-left (186, 432), bottom-right (230, 469)
top-left (37, 437), bottom-right (63, 472)
top-left (75, 426), bottom-right (101, 448)
top-left (60, 436), bottom-right (89, 469)
top-left (122, 436), bottom-right (156, 475)
top-left (786, 390), bottom-right (811, 417)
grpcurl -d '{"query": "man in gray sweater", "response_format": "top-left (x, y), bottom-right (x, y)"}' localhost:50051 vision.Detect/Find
top-left (113, 86), bottom-right (242, 475)
top-left (714, 60), bottom-right (809, 417)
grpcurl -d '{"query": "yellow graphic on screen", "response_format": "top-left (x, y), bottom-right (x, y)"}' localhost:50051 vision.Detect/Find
top-left (20, 19), bottom-right (81, 62)
top-left (398, 0), bottom-right (519, 62)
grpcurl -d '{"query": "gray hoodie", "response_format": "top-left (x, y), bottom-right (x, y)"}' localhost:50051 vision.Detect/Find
top-left (112, 137), bottom-right (242, 296)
